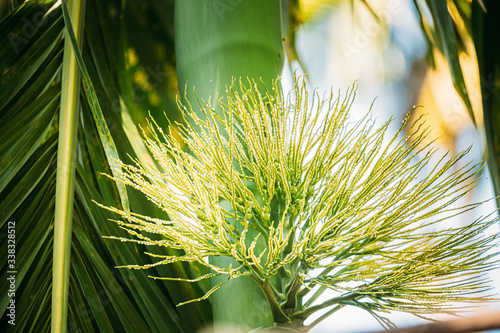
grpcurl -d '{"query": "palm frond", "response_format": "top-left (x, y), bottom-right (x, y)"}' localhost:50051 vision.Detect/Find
top-left (471, 0), bottom-right (500, 210)
top-left (0, 0), bottom-right (211, 331)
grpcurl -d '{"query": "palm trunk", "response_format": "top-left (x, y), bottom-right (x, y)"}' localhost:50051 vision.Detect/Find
top-left (175, 1), bottom-right (284, 330)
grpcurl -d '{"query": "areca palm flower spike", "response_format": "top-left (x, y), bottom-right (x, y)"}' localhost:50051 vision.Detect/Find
top-left (101, 76), bottom-right (499, 331)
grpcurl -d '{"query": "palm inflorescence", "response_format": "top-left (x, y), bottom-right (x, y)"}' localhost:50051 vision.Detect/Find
top-left (101, 77), bottom-right (499, 331)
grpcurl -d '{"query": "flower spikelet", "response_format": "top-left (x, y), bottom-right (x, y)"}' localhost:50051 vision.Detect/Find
top-left (100, 76), bottom-right (499, 328)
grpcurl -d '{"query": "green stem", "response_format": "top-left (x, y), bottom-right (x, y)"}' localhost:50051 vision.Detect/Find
top-left (256, 276), bottom-right (289, 323)
top-left (283, 263), bottom-right (303, 310)
top-left (51, 0), bottom-right (85, 332)
top-left (301, 254), bottom-right (361, 306)
top-left (306, 305), bottom-right (345, 331)
top-left (293, 293), bottom-right (359, 321)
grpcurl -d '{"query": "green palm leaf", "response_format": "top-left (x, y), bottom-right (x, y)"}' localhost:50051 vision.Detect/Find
top-left (471, 0), bottom-right (500, 209)
top-left (411, 0), bottom-right (500, 207)
top-left (0, 0), bottom-right (211, 331)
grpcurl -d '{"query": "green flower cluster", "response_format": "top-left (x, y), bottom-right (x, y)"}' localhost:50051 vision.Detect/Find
top-left (101, 77), bottom-right (499, 330)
